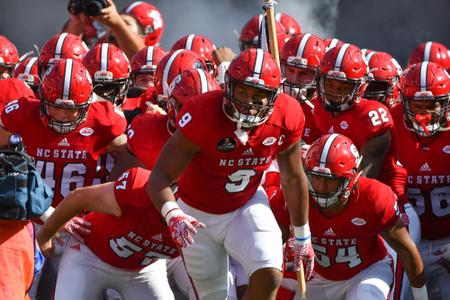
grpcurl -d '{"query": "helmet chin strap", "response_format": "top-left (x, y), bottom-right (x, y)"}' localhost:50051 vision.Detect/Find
top-left (234, 118), bottom-right (249, 145)
top-left (415, 113), bottom-right (432, 136)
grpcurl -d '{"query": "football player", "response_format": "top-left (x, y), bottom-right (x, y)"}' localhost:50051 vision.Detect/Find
top-left (392, 61), bottom-right (450, 300)
top-left (148, 48), bottom-right (312, 299)
top-left (303, 134), bottom-right (427, 300)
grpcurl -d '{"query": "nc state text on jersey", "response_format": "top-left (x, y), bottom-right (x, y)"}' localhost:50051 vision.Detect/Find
top-left (218, 156), bottom-right (271, 167)
top-left (36, 148), bottom-right (88, 159)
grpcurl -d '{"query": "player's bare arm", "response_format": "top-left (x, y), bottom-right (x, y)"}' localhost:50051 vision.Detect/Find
top-left (36, 183), bottom-right (120, 256)
top-left (109, 147), bottom-right (145, 181)
top-left (277, 140), bottom-right (309, 227)
top-left (147, 129), bottom-right (199, 211)
top-left (381, 218), bottom-right (426, 289)
top-left (359, 130), bottom-right (391, 178)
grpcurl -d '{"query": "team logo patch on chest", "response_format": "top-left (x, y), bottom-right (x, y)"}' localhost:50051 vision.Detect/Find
top-left (443, 145), bottom-right (450, 154)
top-left (79, 127), bottom-right (94, 136)
top-left (216, 137), bottom-right (237, 153)
top-left (351, 217), bottom-right (366, 226)
top-left (340, 121), bottom-right (349, 130)
top-left (262, 136), bottom-right (277, 146)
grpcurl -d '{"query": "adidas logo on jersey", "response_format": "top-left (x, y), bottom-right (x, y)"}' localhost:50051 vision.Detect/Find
top-left (242, 148), bottom-right (254, 156)
top-left (324, 228), bottom-right (335, 236)
top-left (58, 138), bottom-right (70, 147)
top-left (419, 162), bottom-right (431, 172)
top-left (151, 234), bottom-right (163, 242)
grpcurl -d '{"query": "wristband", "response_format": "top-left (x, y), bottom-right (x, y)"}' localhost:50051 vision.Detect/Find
top-left (294, 223), bottom-right (311, 242)
top-left (411, 285), bottom-right (428, 300)
top-left (40, 206), bottom-right (55, 222)
top-left (161, 201), bottom-right (181, 222)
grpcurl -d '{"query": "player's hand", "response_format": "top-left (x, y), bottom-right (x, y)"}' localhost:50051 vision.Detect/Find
top-left (212, 47), bottom-right (236, 65)
top-left (294, 237), bottom-right (315, 281)
top-left (93, 0), bottom-right (121, 28)
top-left (165, 208), bottom-right (205, 248)
top-left (61, 216), bottom-right (92, 244)
top-left (36, 235), bottom-right (55, 258)
top-left (434, 243), bottom-right (450, 273)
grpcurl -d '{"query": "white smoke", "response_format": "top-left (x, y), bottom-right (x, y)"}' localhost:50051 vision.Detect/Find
top-left (151, 0), bottom-right (341, 51)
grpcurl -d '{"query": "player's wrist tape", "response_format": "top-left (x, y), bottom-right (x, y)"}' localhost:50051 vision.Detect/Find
top-left (411, 285), bottom-right (428, 300)
top-left (294, 223), bottom-right (311, 243)
top-left (40, 206), bottom-right (55, 222)
top-left (216, 61), bottom-right (231, 85)
top-left (161, 201), bottom-right (182, 223)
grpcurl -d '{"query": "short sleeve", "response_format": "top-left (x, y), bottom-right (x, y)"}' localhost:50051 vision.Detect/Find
top-left (113, 167), bottom-right (152, 211)
top-left (363, 102), bottom-right (393, 140)
top-left (1, 97), bottom-right (36, 132)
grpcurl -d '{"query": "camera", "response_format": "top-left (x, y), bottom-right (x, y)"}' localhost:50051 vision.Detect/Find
top-left (68, 0), bottom-right (108, 17)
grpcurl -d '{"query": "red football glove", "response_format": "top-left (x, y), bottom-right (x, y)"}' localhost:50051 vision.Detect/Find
top-left (61, 216), bottom-right (92, 244)
top-left (165, 208), bottom-right (205, 248)
top-left (294, 237), bottom-right (315, 280)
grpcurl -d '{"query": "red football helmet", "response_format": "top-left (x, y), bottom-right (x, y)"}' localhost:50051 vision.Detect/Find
top-left (167, 68), bottom-right (220, 128)
top-left (363, 51), bottom-right (402, 107)
top-left (318, 43), bottom-right (368, 112)
top-left (171, 34), bottom-right (217, 74)
top-left (400, 62), bottom-right (450, 136)
top-left (123, 1), bottom-right (164, 46)
top-left (39, 59), bottom-right (93, 134)
top-left (224, 48), bottom-right (281, 129)
top-left (12, 56), bottom-right (40, 93)
top-left (275, 12), bottom-right (301, 37)
top-left (239, 14), bottom-right (288, 52)
top-left (323, 38), bottom-right (344, 52)
top-left (153, 49), bottom-right (207, 97)
top-left (280, 33), bottom-right (326, 101)
top-left (39, 33), bottom-right (89, 76)
top-left (408, 41), bottom-right (450, 72)
top-left (130, 46), bottom-right (167, 88)
top-left (0, 35), bottom-right (19, 77)
top-left (82, 43), bottom-right (130, 105)
top-left (275, 13), bottom-right (302, 36)
top-left (304, 133), bottom-right (362, 209)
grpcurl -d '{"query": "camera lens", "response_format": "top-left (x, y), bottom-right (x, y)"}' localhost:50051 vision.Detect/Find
top-left (84, 1), bottom-right (103, 16)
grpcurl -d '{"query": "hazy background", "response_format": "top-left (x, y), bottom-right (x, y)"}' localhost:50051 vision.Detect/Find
top-left (0, 0), bottom-right (449, 66)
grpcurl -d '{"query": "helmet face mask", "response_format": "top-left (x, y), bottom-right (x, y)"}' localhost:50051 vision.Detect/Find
top-left (402, 94), bottom-right (449, 136)
top-left (224, 76), bottom-right (277, 130)
top-left (304, 134), bottom-right (362, 210)
top-left (363, 79), bottom-right (396, 104)
top-left (42, 100), bottom-right (90, 134)
top-left (282, 64), bottom-right (318, 101)
top-left (223, 49), bottom-right (281, 131)
top-left (400, 62), bottom-right (450, 136)
top-left (318, 76), bottom-right (364, 112)
top-left (306, 169), bottom-right (350, 209)
top-left (93, 78), bottom-right (129, 104)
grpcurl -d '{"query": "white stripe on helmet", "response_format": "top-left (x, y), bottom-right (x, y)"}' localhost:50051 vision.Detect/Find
top-left (296, 33), bottom-right (312, 59)
top-left (186, 34), bottom-right (196, 50)
top-left (196, 69), bottom-right (209, 93)
top-left (423, 41), bottom-right (432, 62)
top-left (320, 133), bottom-right (339, 168)
top-left (253, 48), bottom-right (264, 79)
top-left (55, 33), bottom-right (68, 60)
top-left (163, 49), bottom-right (184, 96)
top-left (24, 57), bottom-right (38, 75)
top-left (62, 59), bottom-right (73, 99)
top-left (100, 43), bottom-right (109, 72)
top-left (146, 46), bottom-right (155, 65)
top-left (334, 43), bottom-right (351, 72)
top-left (420, 62), bottom-right (429, 92)
top-left (124, 1), bottom-right (143, 13)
